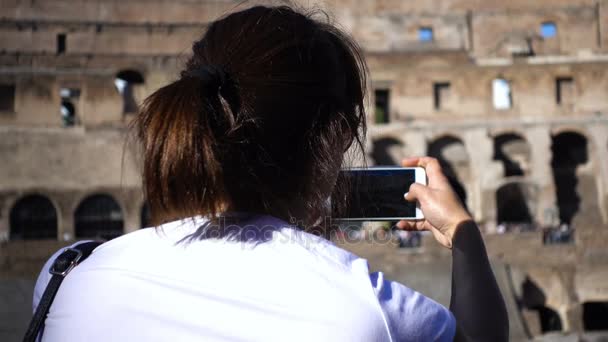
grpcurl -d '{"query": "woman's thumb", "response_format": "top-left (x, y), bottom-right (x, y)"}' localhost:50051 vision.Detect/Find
top-left (404, 183), bottom-right (427, 203)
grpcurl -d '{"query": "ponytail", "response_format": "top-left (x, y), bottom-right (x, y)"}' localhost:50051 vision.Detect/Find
top-left (133, 66), bottom-right (238, 225)
top-left (131, 5), bottom-right (368, 232)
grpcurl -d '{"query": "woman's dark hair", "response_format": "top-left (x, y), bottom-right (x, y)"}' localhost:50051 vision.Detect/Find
top-left (133, 5), bottom-right (367, 232)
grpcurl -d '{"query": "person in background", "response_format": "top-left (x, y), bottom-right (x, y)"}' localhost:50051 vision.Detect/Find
top-left (33, 5), bottom-right (508, 341)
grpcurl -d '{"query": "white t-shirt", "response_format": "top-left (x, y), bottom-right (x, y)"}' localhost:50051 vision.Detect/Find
top-left (34, 215), bottom-right (455, 341)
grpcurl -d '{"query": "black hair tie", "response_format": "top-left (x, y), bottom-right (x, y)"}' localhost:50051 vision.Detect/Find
top-left (185, 65), bottom-right (241, 114)
top-left (186, 65), bottom-right (228, 92)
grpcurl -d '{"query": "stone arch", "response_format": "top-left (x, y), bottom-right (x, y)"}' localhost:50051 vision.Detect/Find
top-left (372, 136), bottom-right (405, 166)
top-left (427, 135), bottom-right (469, 206)
top-left (550, 131), bottom-right (589, 226)
top-left (493, 132), bottom-right (531, 177)
top-left (583, 302), bottom-right (608, 331)
top-left (428, 131), bottom-right (464, 143)
top-left (74, 194), bottom-right (124, 240)
top-left (9, 194), bottom-right (58, 240)
top-left (114, 69), bottom-right (145, 115)
top-left (550, 126), bottom-right (590, 140)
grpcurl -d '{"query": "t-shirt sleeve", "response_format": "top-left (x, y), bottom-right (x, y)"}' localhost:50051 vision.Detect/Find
top-left (370, 271), bottom-right (456, 341)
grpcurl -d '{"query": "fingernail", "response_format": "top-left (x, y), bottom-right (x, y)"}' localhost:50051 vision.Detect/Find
top-left (404, 192), bottom-right (409, 199)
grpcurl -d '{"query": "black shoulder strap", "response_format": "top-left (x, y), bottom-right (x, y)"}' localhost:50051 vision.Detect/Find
top-left (23, 241), bottom-right (103, 342)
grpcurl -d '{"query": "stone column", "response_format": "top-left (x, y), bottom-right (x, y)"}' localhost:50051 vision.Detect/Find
top-left (562, 303), bottom-right (584, 333)
top-left (57, 193), bottom-right (75, 241)
top-left (463, 128), bottom-right (501, 225)
top-left (525, 127), bottom-right (556, 226)
top-left (403, 130), bottom-right (426, 158)
top-left (123, 210), bottom-right (141, 234)
top-left (587, 124), bottom-right (608, 224)
top-left (122, 189), bottom-right (144, 233)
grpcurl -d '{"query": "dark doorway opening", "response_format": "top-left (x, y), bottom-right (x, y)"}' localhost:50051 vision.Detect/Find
top-left (496, 183), bottom-right (534, 225)
top-left (0, 84), bottom-right (16, 112)
top-left (57, 33), bottom-right (66, 55)
top-left (583, 302), bottom-right (608, 331)
top-left (433, 82), bottom-right (451, 110)
top-left (10, 195), bottom-right (58, 240)
top-left (374, 89), bottom-right (390, 124)
top-left (75, 194), bottom-right (123, 240)
top-left (550, 132), bottom-right (588, 225)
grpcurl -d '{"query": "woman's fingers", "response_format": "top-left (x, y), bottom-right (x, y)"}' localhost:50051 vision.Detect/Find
top-left (413, 157), bottom-right (449, 189)
top-left (400, 184), bottom-right (429, 232)
top-left (430, 228), bottom-right (453, 249)
top-left (396, 219), bottom-right (425, 231)
top-left (401, 157), bottom-right (419, 167)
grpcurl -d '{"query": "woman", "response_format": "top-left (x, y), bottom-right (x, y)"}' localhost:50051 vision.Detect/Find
top-left (33, 5), bottom-right (508, 341)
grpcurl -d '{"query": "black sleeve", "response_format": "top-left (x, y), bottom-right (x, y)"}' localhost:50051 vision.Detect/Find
top-left (449, 221), bottom-right (509, 342)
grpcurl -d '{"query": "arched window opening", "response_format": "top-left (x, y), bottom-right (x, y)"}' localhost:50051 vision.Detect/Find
top-left (372, 138), bottom-right (404, 166)
top-left (141, 203), bottom-right (151, 228)
top-left (427, 136), bottom-right (469, 206)
top-left (493, 78), bottom-right (512, 110)
top-left (583, 302), bottom-right (608, 331)
top-left (9, 195), bottom-right (57, 240)
top-left (493, 133), bottom-right (530, 177)
top-left (75, 194), bottom-right (124, 240)
top-left (551, 132), bottom-right (588, 226)
top-left (115, 70), bottom-right (145, 115)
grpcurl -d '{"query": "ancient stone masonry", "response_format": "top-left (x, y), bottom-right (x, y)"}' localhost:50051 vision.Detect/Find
top-left (1, 0), bottom-right (608, 340)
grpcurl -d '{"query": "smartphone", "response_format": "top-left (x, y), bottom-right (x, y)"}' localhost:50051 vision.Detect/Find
top-left (332, 167), bottom-right (427, 221)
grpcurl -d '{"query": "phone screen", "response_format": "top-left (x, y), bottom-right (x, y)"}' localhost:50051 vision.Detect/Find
top-left (333, 168), bottom-right (417, 220)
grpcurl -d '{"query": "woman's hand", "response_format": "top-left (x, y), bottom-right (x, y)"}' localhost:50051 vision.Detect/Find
top-left (396, 157), bottom-right (472, 249)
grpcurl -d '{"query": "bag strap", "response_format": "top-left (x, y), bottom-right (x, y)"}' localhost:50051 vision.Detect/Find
top-left (23, 241), bottom-right (103, 342)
